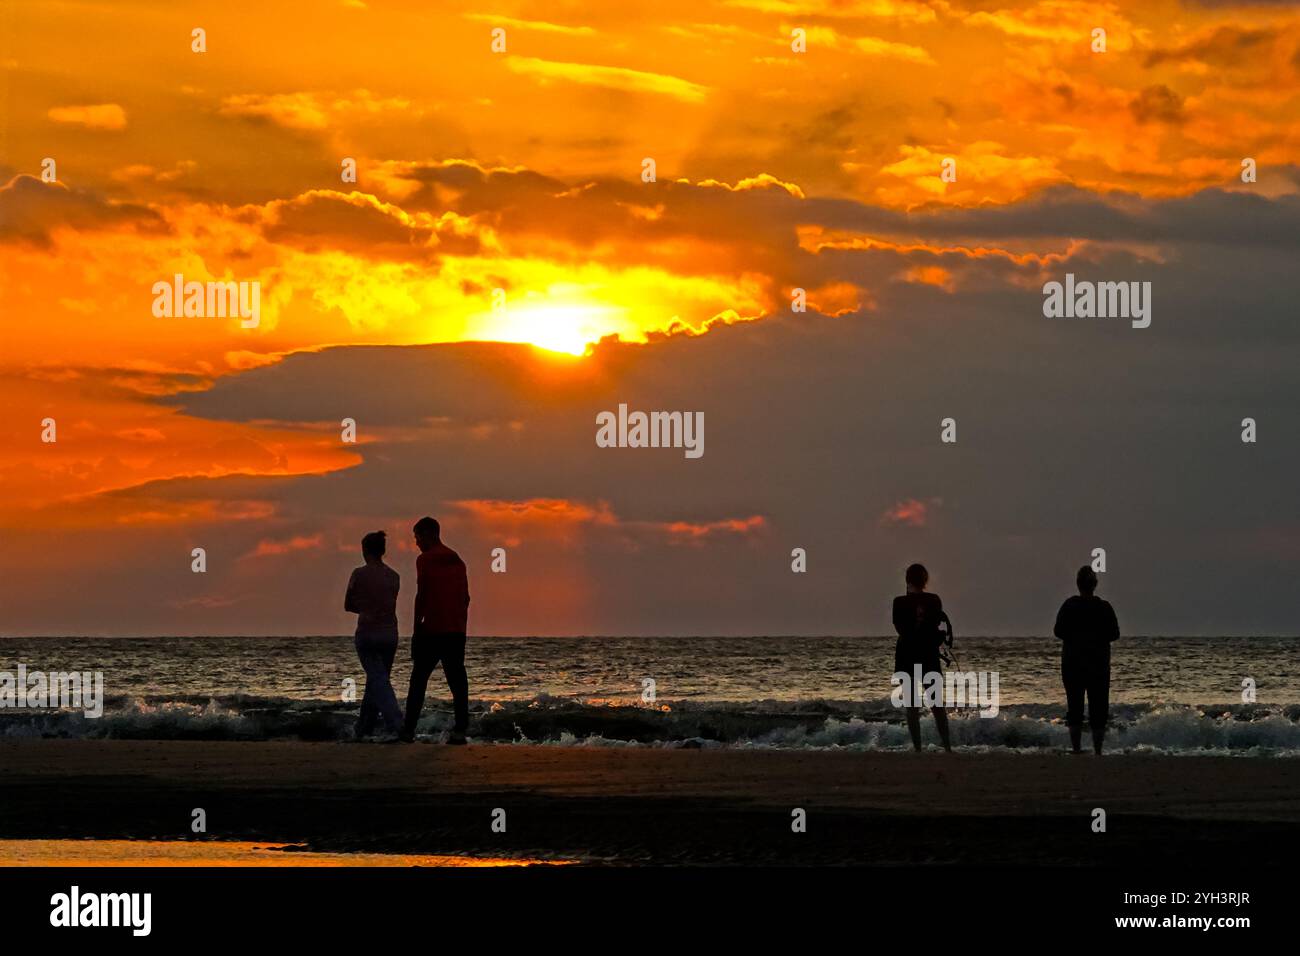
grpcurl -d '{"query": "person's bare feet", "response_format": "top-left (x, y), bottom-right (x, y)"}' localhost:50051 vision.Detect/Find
top-left (446, 731), bottom-right (467, 746)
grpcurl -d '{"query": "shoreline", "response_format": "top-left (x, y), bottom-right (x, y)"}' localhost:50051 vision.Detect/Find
top-left (3, 739), bottom-right (1300, 865)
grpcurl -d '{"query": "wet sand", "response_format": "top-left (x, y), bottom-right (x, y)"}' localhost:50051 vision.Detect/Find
top-left (3, 739), bottom-right (1299, 865)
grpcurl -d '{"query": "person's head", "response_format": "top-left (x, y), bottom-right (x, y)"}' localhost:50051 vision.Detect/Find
top-left (412, 516), bottom-right (441, 552)
top-left (905, 563), bottom-right (929, 592)
top-left (361, 530), bottom-right (387, 563)
top-left (1076, 565), bottom-right (1098, 596)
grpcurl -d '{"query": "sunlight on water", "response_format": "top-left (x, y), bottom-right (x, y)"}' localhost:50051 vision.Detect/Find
top-left (0, 840), bottom-right (571, 868)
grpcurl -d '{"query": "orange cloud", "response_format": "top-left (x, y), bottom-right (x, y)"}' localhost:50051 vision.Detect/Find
top-left (881, 498), bottom-right (940, 528)
top-left (449, 498), bottom-right (617, 543)
top-left (505, 56), bottom-right (709, 102)
top-left (217, 90), bottom-right (411, 130)
top-left (657, 515), bottom-right (767, 546)
top-left (245, 533), bottom-right (326, 558)
top-left (47, 103), bottom-right (127, 130)
top-left (462, 13), bottom-right (596, 36)
top-left (903, 266), bottom-right (954, 292)
top-left (790, 24), bottom-right (935, 65)
top-left (806, 281), bottom-right (865, 316)
top-left (450, 498), bottom-right (767, 549)
top-left (695, 173), bottom-right (807, 199)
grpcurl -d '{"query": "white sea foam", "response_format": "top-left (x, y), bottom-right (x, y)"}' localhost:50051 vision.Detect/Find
top-left (3, 694), bottom-right (1297, 755)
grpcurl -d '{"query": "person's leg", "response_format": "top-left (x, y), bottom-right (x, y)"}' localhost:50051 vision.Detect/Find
top-left (1063, 659), bottom-right (1085, 753)
top-left (439, 633), bottom-right (469, 737)
top-left (373, 635), bottom-right (403, 733)
top-left (402, 633), bottom-right (441, 738)
top-left (931, 707), bottom-right (952, 752)
top-left (354, 637), bottom-right (378, 737)
top-left (1089, 665), bottom-right (1110, 755)
top-left (904, 706), bottom-right (923, 751)
top-left (927, 659), bottom-right (951, 752)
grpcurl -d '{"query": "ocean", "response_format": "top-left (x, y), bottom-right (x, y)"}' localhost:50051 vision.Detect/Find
top-left (2, 635), bottom-right (1298, 754)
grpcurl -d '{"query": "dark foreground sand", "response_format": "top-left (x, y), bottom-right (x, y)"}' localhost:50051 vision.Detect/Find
top-left (3, 740), bottom-right (1299, 865)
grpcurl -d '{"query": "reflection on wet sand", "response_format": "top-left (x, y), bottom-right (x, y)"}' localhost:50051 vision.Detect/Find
top-left (0, 840), bottom-right (572, 868)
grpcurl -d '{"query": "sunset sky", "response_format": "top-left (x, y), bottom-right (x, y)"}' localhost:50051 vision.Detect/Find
top-left (2, 0), bottom-right (1299, 636)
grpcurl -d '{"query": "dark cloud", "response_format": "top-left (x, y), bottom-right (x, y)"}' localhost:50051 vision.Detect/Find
top-left (1145, 25), bottom-right (1279, 67)
top-left (807, 181), bottom-right (1300, 247)
top-left (1129, 84), bottom-right (1186, 125)
top-left (254, 189), bottom-right (481, 260)
top-left (375, 162), bottom-right (1300, 269)
top-left (151, 217), bottom-right (1300, 636)
top-left (0, 175), bottom-right (165, 245)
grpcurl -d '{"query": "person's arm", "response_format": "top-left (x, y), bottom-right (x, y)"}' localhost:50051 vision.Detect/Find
top-left (461, 562), bottom-right (470, 610)
top-left (932, 596), bottom-right (946, 647)
top-left (412, 559), bottom-right (426, 635)
top-left (1053, 600), bottom-right (1068, 640)
top-left (892, 598), bottom-right (906, 638)
top-left (1105, 602), bottom-right (1120, 643)
top-left (391, 570), bottom-right (401, 628)
top-left (344, 569), bottom-right (360, 614)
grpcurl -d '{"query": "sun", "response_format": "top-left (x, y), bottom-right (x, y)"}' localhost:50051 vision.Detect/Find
top-left (483, 299), bottom-right (626, 356)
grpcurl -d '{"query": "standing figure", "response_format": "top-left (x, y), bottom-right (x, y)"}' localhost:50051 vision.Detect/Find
top-left (345, 531), bottom-right (403, 738)
top-left (892, 563), bottom-right (952, 753)
top-left (401, 516), bottom-right (471, 744)
top-left (1054, 566), bottom-right (1120, 755)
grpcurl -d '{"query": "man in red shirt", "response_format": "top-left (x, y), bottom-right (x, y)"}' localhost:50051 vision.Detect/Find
top-left (400, 516), bottom-right (470, 744)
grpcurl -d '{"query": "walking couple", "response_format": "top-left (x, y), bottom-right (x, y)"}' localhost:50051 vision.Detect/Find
top-left (343, 516), bottom-right (470, 744)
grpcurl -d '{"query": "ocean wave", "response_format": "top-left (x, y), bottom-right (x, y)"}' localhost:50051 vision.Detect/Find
top-left (2, 695), bottom-right (1298, 754)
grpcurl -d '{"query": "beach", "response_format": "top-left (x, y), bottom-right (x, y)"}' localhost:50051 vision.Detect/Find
top-left (4, 739), bottom-right (1299, 866)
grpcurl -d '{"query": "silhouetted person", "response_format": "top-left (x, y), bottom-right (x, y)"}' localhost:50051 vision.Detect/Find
top-left (345, 530), bottom-right (403, 738)
top-left (892, 563), bottom-right (952, 752)
top-left (1054, 566), bottom-right (1119, 755)
top-left (400, 517), bottom-right (470, 744)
